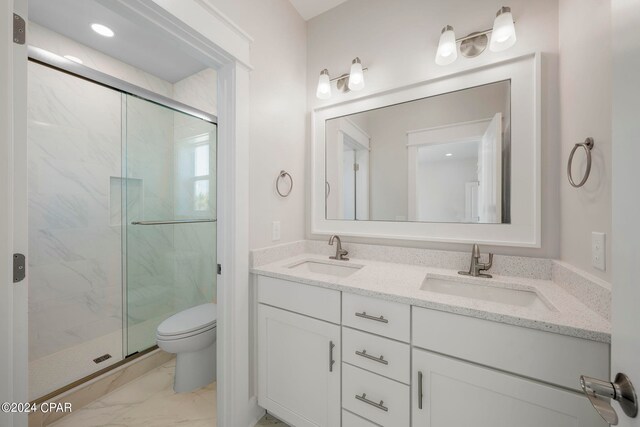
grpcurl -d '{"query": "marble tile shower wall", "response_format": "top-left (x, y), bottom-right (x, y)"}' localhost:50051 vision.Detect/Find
top-left (28, 62), bottom-right (123, 361)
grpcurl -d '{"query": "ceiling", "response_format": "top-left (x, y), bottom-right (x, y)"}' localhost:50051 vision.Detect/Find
top-left (418, 140), bottom-right (480, 164)
top-left (28, 0), bottom-right (207, 83)
top-left (288, 0), bottom-right (350, 20)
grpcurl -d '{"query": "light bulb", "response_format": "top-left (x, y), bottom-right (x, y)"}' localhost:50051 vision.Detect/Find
top-left (316, 69), bottom-right (331, 100)
top-left (435, 25), bottom-right (458, 66)
top-left (91, 23), bottom-right (115, 37)
top-left (490, 7), bottom-right (516, 52)
top-left (348, 58), bottom-right (365, 91)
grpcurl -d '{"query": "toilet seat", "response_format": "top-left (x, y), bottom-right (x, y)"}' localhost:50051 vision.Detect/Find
top-left (157, 303), bottom-right (217, 339)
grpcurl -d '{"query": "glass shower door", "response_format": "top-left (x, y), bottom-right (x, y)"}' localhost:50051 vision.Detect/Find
top-left (124, 95), bottom-right (217, 355)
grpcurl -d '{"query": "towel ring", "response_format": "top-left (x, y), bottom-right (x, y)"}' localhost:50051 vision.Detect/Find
top-left (276, 170), bottom-right (293, 197)
top-left (567, 137), bottom-right (594, 188)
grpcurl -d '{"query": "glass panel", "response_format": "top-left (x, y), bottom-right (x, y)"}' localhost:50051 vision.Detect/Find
top-left (124, 95), bottom-right (217, 355)
top-left (27, 62), bottom-right (124, 400)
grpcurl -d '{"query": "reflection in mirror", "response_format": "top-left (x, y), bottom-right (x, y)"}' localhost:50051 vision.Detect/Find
top-left (325, 80), bottom-right (511, 224)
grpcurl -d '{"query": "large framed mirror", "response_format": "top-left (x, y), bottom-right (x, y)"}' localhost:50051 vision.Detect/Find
top-left (311, 53), bottom-right (540, 247)
top-left (325, 80), bottom-right (511, 224)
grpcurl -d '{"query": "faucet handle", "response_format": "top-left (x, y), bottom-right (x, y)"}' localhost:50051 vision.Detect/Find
top-left (484, 253), bottom-right (494, 269)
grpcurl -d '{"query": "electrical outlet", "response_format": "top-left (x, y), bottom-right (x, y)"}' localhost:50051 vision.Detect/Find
top-left (592, 232), bottom-right (606, 271)
top-left (272, 221), bottom-right (281, 241)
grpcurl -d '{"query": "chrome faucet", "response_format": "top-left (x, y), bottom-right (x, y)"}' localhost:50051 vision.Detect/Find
top-left (328, 235), bottom-right (349, 261)
top-left (459, 244), bottom-right (493, 278)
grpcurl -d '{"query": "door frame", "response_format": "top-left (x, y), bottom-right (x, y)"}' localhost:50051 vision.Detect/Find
top-left (1, 1), bottom-right (259, 426)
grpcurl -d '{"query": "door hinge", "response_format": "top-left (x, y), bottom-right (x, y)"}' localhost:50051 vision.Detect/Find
top-left (217, 264), bottom-right (222, 275)
top-left (13, 14), bottom-right (26, 45)
top-left (354, 163), bottom-right (360, 172)
top-left (13, 253), bottom-right (26, 283)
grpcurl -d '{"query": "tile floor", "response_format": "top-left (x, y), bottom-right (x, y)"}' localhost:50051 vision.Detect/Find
top-left (49, 358), bottom-right (289, 427)
top-left (50, 359), bottom-right (215, 427)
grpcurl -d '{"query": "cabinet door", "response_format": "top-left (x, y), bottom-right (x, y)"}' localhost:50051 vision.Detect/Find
top-left (258, 304), bottom-right (341, 427)
top-left (411, 348), bottom-right (607, 427)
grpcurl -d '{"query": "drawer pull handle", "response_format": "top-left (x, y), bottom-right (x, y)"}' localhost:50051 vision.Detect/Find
top-left (329, 341), bottom-right (335, 372)
top-left (355, 349), bottom-right (389, 365)
top-left (418, 371), bottom-right (424, 410)
top-left (355, 393), bottom-right (388, 412)
top-left (355, 311), bottom-right (389, 323)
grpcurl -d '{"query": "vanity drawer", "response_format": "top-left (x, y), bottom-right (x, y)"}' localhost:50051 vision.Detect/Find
top-left (342, 363), bottom-right (410, 427)
top-left (342, 327), bottom-right (410, 384)
top-left (257, 275), bottom-right (341, 323)
top-left (342, 409), bottom-right (379, 427)
top-left (342, 293), bottom-right (410, 342)
top-left (412, 306), bottom-right (610, 391)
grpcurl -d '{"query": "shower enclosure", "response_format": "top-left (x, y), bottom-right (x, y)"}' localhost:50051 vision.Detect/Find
top-left (27, 51), bottom-right (217, 400)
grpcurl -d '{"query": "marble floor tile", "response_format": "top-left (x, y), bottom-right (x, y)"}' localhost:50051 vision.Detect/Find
top-left (50, 359), bottom-right (216, 427)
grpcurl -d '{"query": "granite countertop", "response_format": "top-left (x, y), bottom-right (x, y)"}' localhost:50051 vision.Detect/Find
top-left (251, 253), bottom-right (611, 344)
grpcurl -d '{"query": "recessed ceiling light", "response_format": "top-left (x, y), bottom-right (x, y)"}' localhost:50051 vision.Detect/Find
top-left (91, 23), bottom-right (114, 38)
top-left (445, 153), bottom-right (453, 157)
top-left (63, 55), bottom-right (83, 64)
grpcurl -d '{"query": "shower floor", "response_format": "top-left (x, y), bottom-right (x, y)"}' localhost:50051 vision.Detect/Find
top-left (29, 318), bottom-right (161, 400)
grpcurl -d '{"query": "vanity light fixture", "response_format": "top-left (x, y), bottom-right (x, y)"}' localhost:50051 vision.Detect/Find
top-left (435, 6), bottom-right (516, 65)
top-left (348, 57), bottom-right (365, 91)
top-left (91, 23), bottom-right (114, 38)
top-left (315, 58), bottom-right (368, 99)
top-left (445, 153), bottom-right (453, 157)
top-left (490, 7), bottom-right (517, 52)
top-left (435, 26), bottom-right (458, 66)
top-left (316, 69), bottom-right (332, 99)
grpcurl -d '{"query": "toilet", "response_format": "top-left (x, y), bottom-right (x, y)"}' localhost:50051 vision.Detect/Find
top-left (156, 303), bottom-right (217, 393)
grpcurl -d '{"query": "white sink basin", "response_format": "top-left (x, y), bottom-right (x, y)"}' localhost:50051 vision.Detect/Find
top-left (288, 260), bottom-right (363, 278)
top-left (421, 276), bottom-right (553, 311)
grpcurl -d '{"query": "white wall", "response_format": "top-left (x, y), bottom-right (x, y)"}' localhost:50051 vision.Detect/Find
top-left (418, 156), bottom-right (478, 222)
top-left (307, 0), bottom-right (560, 259)
top-left (558, 0), bottom-right (612, 282)
top-left (208, 0), bottom-right (307, 250)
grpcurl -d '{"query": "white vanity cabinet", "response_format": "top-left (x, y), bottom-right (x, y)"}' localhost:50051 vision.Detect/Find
top-left (257, 277), bottom-right (341, 427)
top-left (255, 274), bottom-right (609, 427)
top-left (411, 307), bottom-right (609, 427)
top-left (411, 349), bottom-right (606, 427)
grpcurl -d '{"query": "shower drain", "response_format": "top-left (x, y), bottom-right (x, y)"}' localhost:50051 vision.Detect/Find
top-left (93, 354), bottom-right (112, 364)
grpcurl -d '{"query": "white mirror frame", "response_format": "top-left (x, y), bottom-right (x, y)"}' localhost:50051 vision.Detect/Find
top-left (311, 53), bottom-right (541, 247)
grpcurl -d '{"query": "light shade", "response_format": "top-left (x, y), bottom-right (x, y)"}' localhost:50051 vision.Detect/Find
top-left (348, 57), bottom-right (365, 91)
top-left (316, 69), bottom-right (331, 99)
top-left (490, 7), bottom-right (516, 52)
top-left (435, 25), bottom-right (458, 66)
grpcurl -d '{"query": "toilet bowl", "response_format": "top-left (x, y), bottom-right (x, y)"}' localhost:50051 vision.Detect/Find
top-left (156, 303), bottom-right (217, 393)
